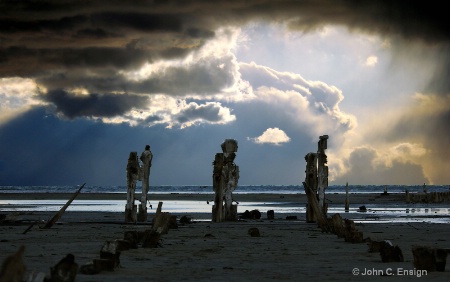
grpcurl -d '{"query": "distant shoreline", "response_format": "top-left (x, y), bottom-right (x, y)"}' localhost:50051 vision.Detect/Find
top-left (0, 191), bottom-right (408, 204)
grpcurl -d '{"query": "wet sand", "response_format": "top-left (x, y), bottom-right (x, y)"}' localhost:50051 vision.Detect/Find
top-left (0, 192), bottom-right (449, 281)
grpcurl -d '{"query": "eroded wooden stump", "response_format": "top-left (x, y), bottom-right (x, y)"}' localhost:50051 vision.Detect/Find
top-left (330, 213), bottom-right (345, 238)
top-left (142, 230), bottom-right (162, 248)
top-left (50, 254), bottom-right (78, 282)
top-left (100, 240), bottom-right (122, 268)
top-left (152, 212), bottom-right (173, 234)
top-left (434, 248), bottom-right (449, 272)
top-left (342, 219), bottom-right (364, 243)
top-left (123, 230), bottom-right (139, 248)
top-left (380, 242), bottom-right (404, 262)
top-left (367, 239), bottom-right (388, 253)
top-left (411, 246), bottom-right (448, 271)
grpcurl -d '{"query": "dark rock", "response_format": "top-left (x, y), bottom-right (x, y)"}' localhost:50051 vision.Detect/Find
top-left (180, 215), bottom-right (192, 224)
top-left (239, 210), bottom-right (261, 219)
top-left (248, 228), bottom-right (260, 237)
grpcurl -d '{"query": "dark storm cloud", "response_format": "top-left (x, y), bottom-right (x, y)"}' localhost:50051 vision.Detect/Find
top-left (42, 89), bottom-right (148, 119)
top-left (284, 0), bottom-right (448, 43)
top-left (36, 53), bottom-right (236, 96)
top-left (0, 44), bottom-right (195, 77)
top-left (1, 0), bottom-right (447, 61)
top-left (175, 102), bottom-right (227, 124)
top-left (1, 0), bottom-right (448, 118)
top-left (92, 12), bottom-right (183, 32)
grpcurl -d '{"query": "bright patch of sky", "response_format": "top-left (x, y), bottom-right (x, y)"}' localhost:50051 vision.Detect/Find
top-left (234, 24), bottom-right (435, 117)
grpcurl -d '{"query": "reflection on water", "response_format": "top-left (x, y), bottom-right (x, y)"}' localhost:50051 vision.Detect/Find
top-left (0, 200), bottom-right (448, 224)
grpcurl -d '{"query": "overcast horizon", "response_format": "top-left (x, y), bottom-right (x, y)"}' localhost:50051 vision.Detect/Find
top-left (1, 0), bottom-right (449, 186)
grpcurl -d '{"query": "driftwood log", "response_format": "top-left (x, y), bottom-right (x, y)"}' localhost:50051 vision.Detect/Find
top-left (41, 183), bottom-right (85, 229)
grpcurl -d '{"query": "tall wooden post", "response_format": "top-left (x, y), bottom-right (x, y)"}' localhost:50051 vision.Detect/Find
top-left (125, 145), bottom-right (152, 223)
top-left (212, 153), bottom-right (224, 223)
top-left (125, 152), bottom-right (139, 223)
top-left (304, 153), bottom-right (317, 222)
top-left (303, 135), bottom-right (329, 222)
top-left (212, 139), bottom-right (239, 222)
top-left (345, 182), bottom-right (349, 212)
top-left (138, 145), bottom-right (153, 222)
top-left (317, 135), bottom-right (329, 214)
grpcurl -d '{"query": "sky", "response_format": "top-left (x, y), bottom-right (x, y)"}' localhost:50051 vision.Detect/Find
top-left (0, 0), bottom-right (449, 187)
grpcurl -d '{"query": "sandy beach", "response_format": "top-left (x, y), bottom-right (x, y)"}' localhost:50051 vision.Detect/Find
top-left (1, 192), bottom-right (449, 281)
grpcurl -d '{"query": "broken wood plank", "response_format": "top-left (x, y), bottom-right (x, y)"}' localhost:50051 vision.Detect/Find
top-left (41, 183), bottom-right (85, 229)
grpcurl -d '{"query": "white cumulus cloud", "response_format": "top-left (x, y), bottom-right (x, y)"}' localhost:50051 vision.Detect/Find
top-left (248, 127), bottom-right (291, 145)
top-left (364, 55), bottom-right (378, 67)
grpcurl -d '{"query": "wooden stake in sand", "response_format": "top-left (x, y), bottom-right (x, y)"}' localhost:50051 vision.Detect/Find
top-left (345, 182), bottom-right (349, 212)
top-left (317, 135), bottom-right (329, 214)
top-left (41, 183), bottom-right (85, 229)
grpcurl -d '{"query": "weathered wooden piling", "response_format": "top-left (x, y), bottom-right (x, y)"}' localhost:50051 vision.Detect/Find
top-left (212, 139), bottom-right (239, 222)
top-left (125, 145), bottom-right (153, 223)
top-left (125, 152), bottom-right (139, 223)
top-left (303, 135), bottom-right (329, 224)
top-left (138, 145), bottom-right (153, 222)
top-left (344, 182), bottom-right (349, 212)
top-left (317, 135), bottom-right (329, 213)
